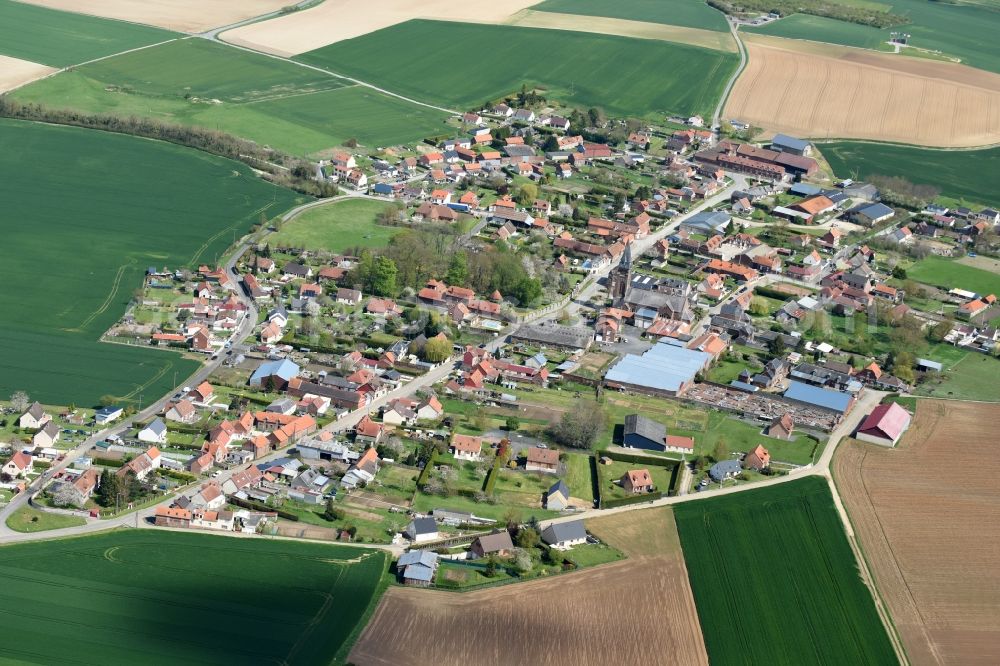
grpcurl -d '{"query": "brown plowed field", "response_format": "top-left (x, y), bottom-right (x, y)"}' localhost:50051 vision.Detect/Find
top-left (0, 55), bottom-right (55, 93)
top-left (726, 35), bottom-right (1000, 147)
top-left (349, 507), bottom-right (708, 666)
top-left (834, 400), bottom-right (1000, 665)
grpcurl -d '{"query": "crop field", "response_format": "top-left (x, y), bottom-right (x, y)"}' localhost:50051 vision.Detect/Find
top-left (18, 0), bottom-right (292, 34)
top-left (350, 506), bottom-right (708, 665)
top-left (220, 0), bottom-right (541, 56)
top-left (834, 400), bottom-right (1000, 664)
top-left (11, 39), bottom-right (450, 155)
top-left (0, 0), bottom-right (176, 68)
top-left (529, 0), bottom-right (729, 31)
top-left (821, 141), bottom-right (1000, 205)
top-left (0, 530), bottom-right (388, 664)
top-left (745, 0), bottom-right (1000, 75)
top-left (674, 477), bottom-right (898, 665)
top-left (0, 118), bottom-right (304, 405)
top-left (726, 35), bottom-right (1000, 147)
top-left (297, 20), bottom-right (739, 119)
top-left (268, 199), bottom-right (399, 252)
top-left (0, 54), bottom-right (56, 93)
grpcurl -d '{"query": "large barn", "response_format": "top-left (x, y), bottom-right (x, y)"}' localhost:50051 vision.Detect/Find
top-left (856, 402), bottom-right (911, 446)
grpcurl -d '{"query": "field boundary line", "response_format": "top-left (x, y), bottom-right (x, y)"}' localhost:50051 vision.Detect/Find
top-left (72, 259), bottom-right (136, 331)
top-left (239, 83), bottom-right (359, 105)
top-left (206, 37), bottom-right (461, 115)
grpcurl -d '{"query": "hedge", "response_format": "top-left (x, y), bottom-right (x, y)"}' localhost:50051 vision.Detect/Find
top-left (601, 493), bottom-right (664, 509)
top-left (416, 450), bottom-right (439, 490)
top-left (93, 456), bottom-right (125, 468)
top-left (595, 449), bottom-right (680, 468)
top-left (588, 455), bottom-right (601, 507)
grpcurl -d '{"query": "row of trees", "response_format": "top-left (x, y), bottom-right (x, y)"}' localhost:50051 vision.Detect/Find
top-left (708, 0), bottom-right (907, 28)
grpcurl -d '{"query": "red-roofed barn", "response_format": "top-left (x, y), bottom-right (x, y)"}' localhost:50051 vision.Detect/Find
top-left (856, 402), bottom-right (911, 446)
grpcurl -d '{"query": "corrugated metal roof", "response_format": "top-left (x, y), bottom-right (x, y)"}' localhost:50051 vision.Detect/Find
top-left (783, 380), bottom-right (852, 413)
top-left (605, 342), bottom-right (711, 393)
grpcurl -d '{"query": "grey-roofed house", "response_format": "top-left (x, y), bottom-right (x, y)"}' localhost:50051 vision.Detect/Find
top-left (137, 418), bottom-right (167, 444)
top-left (546, 480), bottom-right (571, 510)
top-left (397, 550), bottom-right (439, 587)
top-left (504, 144), bottom-right (537, 159)
top-left (405, 516), bottom-right (439, 543)
top-left (541, 520), bottom-right (588, 549)
top-left (512, 323), bottom-right (593, 351)
top-left (709, 459), bottom-right (742, 482)
top-left (847, 202), bottom-right (894, 225)
top-left (622, 414), bottom-right (666, 452)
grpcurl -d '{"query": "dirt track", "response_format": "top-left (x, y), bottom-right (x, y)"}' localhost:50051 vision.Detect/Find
top-left (834, 400), bottom-right (1000, 665)
top-left (726, 35), bottom-right (1000, 147)
top-left (0, 55), bottom-right (55, 93)
top-left (18, 0), bottom-right (292, 33)
top-left (349, 507), bottom-right (708, 666)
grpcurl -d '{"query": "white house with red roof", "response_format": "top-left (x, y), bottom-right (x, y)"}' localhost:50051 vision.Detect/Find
top-left (856, 402), bottom-right (911, 446)
top-left (2, 451), bottom-right (33, 478)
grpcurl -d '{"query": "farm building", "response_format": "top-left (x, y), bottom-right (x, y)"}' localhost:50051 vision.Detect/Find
top-left (621, 414), bottom-right (695, 454)
top-left (541, 520), bottom-right (587, 549)
top-left (783, 381), bottom-right (855, 416)
top-left (605, 341), bottom-right (712, 397)
top-left (511, 323), bottom-right (593, 351)
top-left (856, 402), bottom-right (911, 446)
top-left (770, 134), bottom-right (811, 156)
top-left (397, 550), bottom-right (439, 587)
top-left (546, 480), bottom-right (570, 510)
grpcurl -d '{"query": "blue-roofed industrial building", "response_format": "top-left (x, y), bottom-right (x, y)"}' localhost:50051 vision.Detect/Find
top-left (248, 358), bottom-right (301, 389)
top-left (783, 380), bottom-right (855, 415)
top-left (604, 341), bottom-right (712, 397)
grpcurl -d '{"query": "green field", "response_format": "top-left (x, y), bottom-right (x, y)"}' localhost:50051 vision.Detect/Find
top-left (0, 0), bottom-right (176, 67)
top-left (674, 477), bottom-right (897, 665)
top-left (906, 255), bottom-right (1000, 295)
top-left (913, 347), bottom-right (1000, 401)
top-left (529, 0), bottom-right (729, 31)
top-left (297, 20), bottom-right (739, 119)
top-left (0, 530), bottom-right (388, 664)
top-left (821, 141), bottom-right (1000, 206)
top-left (12, 39), bottom-right (450, 155)
top-left (0, 118), bottom-right (304, 405)
top-left (5, 506), bottom-right (86, 532)
top-left (746, 0), bottom-right (1000, 74)
top-left (272, 199), bottom-right (402, 252)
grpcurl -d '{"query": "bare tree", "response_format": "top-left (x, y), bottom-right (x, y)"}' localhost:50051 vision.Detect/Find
top-left (10, 391), bottom-right (30, 413)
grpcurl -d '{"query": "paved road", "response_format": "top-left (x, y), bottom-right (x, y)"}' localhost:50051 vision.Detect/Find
top-left (712, 21), bottom-right (748, 130)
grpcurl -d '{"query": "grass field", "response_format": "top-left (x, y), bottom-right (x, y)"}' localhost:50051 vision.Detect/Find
top-left (746, 0), bottom-right (1000, 74)
top-left (914, 348), bottom-right (1000, 401)
top-left (674, 477), bottom-right (898, 665)
top-left (5, 506), bottom-right (86, 532)
top-left (271, 199), bottom-right (401, 252)
top-left (528, 0), bottom-right (729, 31)
top-left (296, 20), bottom-right (738, 119)
top-left (906, 255), bottom-right (1000, 295)
top-left (0, 118), bottom-right (304, 405)
top-left (0, 0), bottom-right (176, 68)
top-left (12, 39), bottom-right (450, 155)
top-left (0, 530), bottom-right (388, 664)
top-left (821, 141), bottom-right (1000, 205)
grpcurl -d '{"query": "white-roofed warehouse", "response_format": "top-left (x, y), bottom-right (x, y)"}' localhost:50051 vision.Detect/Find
top-left (604, 340), bottom-right (712, 397)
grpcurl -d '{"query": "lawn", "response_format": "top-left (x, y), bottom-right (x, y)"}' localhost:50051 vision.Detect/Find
top-left (598, 459), bottom-right (675, 500)
top-left (820, 142), bottom-right (1000, 207)
top-left (529, 0), bottom-right (729, 31)
top-left (562, 452), bottom-right (595, 503)
top-left (906, 255), bottom-right (1000, 295)
top-left (913, 348), bottom-right (1000, 401)
top-left (271, 199), bottom-right (402, 252)
top-left (12, 39), bottom-right (450, 156)
top-left (674, 477), bottom-right (898, 665)
top-left (746, 0), bottom-right (1000, 74)
top-left (5, 506), bottom-right (86, 532)
top-left (0, 118), bottom-right (305, 405)
top-left (0, 530), bottom-right (388, 664)
top-left (0, 0), bottom-right (176, 67)
top-left (296, 20), bottom-right (739, 119)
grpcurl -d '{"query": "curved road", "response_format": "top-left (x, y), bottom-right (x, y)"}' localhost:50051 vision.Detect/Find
top-left (712, 19), bottom-right (748, 131)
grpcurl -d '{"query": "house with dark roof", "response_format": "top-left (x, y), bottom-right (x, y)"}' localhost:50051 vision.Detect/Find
top-left (541, 520), bottom-right (587, 549)
top-left (405, 516), bottom-right (439, 543)
top-left (397, 550), bottom-right (439, 587)
top-left (709, 459), bottom-right (742, 482)
top-left (546, 480), bottom-right (571, 510)
top-left (622, 414), bottom-right (666, 451)
top-left (470, 530), bottom-right (515, 558)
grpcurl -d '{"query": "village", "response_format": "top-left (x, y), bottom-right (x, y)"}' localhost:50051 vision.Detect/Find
top-left (2, 105), bottom-right (998, 592)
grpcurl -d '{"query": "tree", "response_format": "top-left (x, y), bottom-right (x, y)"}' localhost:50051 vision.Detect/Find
top-left (304, 300), bottom-right (321, 317)
top-left (767, 335), bottom-right (786, 358)
top-left (371, 256), bottom-right (398, 296)
top-left (712, 439), bottom-right (729, 463)
top-left (52, 483), bottom-right (80, 508)
top-left (445, 252), bottom-right (469, 287)
top-left (513, 548), bottom-right (533, 573)
top-left (510, 277), bottom-right (542, 305)
top-left (504, 416), bottom-right (520, 432)
top-left (516, 183), bottom-right (539, 206)
top-left (515, 526), bottom-right (540, 549)
top-left (484, 555), bottom-right (499, 577)
top-left (422, 335), bottom-right (452, 363)
top-left (550, 403), bottom-right (605, 449)
top-left (9, 391), bottom-right (29, 413)
top-left (99, 394), bottom-right (117, 407)
top-left (323, 498), bottom-right (344, 522)
top-left (96, 469), bottom-right (120, 508)
top-left (542, 135), bottom-right (560, 152)
top-left (749, 297), bottom-right (770, 316)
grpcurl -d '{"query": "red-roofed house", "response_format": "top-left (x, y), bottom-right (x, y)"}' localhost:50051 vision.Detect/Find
top-left (450, 434), bottom-right (483, 461)
top-left (856, 402), bottom-right (911, 446)
top-left (743, 445), bottom-right (771, 471)
top-left (621, 469), bottom-right (653, 493)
